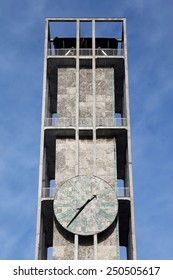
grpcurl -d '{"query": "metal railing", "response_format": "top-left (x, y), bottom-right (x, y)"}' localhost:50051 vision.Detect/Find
top-left (96, 118), bottom-right (127, 127)
top-left (42, 188), bottom-right (55, 199)
top-left (47, 48), bottom-right (124, 57)
top-left (117, 187), bottom-right (130, 197)
top-left (44, 118), bottom-right (127, 127)
top-left (42, 187), bottom-right (130, 199)
top-left (79, 49), bottom-right (92, 56)
top-left (47, 48), bottom-right (77, 56)
top-left (44, 118), bottom-right (76, 127)
top-left (95, 48), bottom-right (124, 56)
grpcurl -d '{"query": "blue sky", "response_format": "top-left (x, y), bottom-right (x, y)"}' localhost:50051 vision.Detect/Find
top-left (0, 0), bottom-right (173, 260)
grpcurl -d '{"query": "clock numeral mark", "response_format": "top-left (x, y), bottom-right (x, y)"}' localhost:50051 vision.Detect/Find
top-left (100, 201), bottom-right (115, 207)
top-left (68, 219), bottom-right (78, 231)
top-left (94, 178), bottom-right (102, 192)
top-left (74, 195), bottom-right (80, 209)
top-left (70, 180), bottom-right (80, 194)
top-left (97, 189), bottom-right (113, 199)
top-left (54, 202), bottom-right (71, 208)
top-left (83, 176), bottom-right (90, 192)
top-left (93, 216), bottom-right (102, 231)
top-left (59, 189), bottom-right (72, 197)
top-left (57, 209), bottom-right (75, 222)
top-left (98, 209), bottom-right (114, 221)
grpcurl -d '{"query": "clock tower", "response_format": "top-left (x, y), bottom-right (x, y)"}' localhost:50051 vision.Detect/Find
top-left (35, 18), bottom-right (136, 260)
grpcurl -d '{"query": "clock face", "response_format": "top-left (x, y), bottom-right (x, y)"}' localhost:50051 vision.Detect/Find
top-left (54, 176), bottom-right (118, 235)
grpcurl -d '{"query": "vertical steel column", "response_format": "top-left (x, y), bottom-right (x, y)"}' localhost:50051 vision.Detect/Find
top-left (122, 18), bottom-right (136, 259)
top-left (35, 19), bottom-right (49, 259)
top-left (74, 19), bottom-right (80, 259)
top-left (114, 138), bottom-right (120, 259)
top-left (92, 18), bottom-right (96, 177)
top-left (92, 19), bottom-right (97, 259)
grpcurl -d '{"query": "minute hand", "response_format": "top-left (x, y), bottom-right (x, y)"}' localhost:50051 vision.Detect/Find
top-left (67, 195), bottom-right (97, 228)
top-left (77, 194), bottom-right (97, 212)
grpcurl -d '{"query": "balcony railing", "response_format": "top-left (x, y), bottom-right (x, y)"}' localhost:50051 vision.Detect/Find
top-left (42, 187), bottom-right (130, 199)
top-left (45, 118), bottom-right (76, 127)
top-left (96, 118), bottom-right (127, 127)
top-left (42, 188), bottom-right (55, 199)
top-left (95, 48), bottom-right (124, 56)
top-left (44, 118), bottom-right (127, 127)
top-left (47, 48), bottom-right (124, 57)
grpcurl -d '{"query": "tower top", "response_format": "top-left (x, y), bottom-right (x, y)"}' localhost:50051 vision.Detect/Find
top-left (46, 17), bottom-right (126, 22)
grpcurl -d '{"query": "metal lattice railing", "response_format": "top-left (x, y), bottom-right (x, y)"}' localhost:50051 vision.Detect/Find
top-left (96, 118), bottom-right (127, 127)
top-left (44, 118), bottom-right (76, 127)
top-left (47, 48), bottom-right (124, 57)
top-left (42, 187), bottom-right (130, 199)
top-left (42, 188), bottom-right (55, 199)
top-left (95, 48), bottom-right (124, 56)
top-left (44, 118), bottom-right (127, 127)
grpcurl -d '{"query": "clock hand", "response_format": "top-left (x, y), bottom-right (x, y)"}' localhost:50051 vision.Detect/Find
top-left (77, 195), bottom-right (97, 211)
top-left (67, 209), bottom-right (82, 228)
top-left (67, 194), bottom-right (97, 228)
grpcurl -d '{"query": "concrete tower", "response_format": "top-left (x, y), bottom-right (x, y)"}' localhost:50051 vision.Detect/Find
top-left (35, 18), bottom-right (136, 260)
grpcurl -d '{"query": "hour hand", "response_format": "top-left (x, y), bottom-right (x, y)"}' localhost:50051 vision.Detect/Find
top-left (67, 202), bottom-right (87, 228)
top-left (76, 199), bottom-right (89, 211)
top-left (67, 195), bottom-right (97, 228)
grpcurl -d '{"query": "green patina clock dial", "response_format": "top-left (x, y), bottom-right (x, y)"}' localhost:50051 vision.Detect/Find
top-left (54, 175), bottom-right (118, 235)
